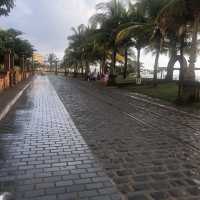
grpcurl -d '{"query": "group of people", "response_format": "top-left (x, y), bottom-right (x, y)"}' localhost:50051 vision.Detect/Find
top-left (87, 70), bottom-right (110, 84)
top-left (87, 70), bottom-right (100, 81)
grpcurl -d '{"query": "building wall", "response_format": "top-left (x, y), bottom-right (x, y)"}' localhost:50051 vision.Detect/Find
top-left (33, 53), bottom-right (44, 65)
top-left (0, 70), bottom-right (32, 92)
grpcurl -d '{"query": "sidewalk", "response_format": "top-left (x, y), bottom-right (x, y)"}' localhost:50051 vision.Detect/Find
top-left (0, 76), bottom-right (122, 200)
top-left (0, 76), bottom-right (33, 120)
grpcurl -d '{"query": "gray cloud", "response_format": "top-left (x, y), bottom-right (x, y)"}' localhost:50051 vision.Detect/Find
top-left (0, 0), bottom-right (105, 59)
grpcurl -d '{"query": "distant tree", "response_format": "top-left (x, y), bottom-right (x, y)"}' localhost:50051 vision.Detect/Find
top-left (0, 0), bottom-right (15, 16)
top-left (90, 0), bottom-right (127, 76)
top-left (47, 53), bottom-right (57, 71)
top-left (0, 28), bottom-right (34, 65)
top-left (14, 38), bottom-right (34, 59)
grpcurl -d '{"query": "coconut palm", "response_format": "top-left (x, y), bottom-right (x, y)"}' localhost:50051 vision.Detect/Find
top-left (157, 0), bottom-right (200, 81)
top-left (116, 1), bottom-right (155, 79)
top-left (117, 24), bottom-right (153, 79)
top-left (47, 53), bottom-right (57, 71)
top-left (165, 32), bottom-right (180, 81)
top-left (90, 0), bottom-right (127, 77)
top-left (68, 24), bottom-right (87, 76)
top-left (117, 0), bottom-right (170, 84)
top-left (139, 0), bottom-right (169, 85)
top-left (0, 0), bottom-right (15, 16)
top-left (0, 28), bottom-right (34, 67)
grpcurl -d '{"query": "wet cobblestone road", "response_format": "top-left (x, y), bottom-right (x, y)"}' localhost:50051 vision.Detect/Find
top-left (49, 75), bottom-right (200, 200)
top-left (0, 76), bottom-right (122, 200)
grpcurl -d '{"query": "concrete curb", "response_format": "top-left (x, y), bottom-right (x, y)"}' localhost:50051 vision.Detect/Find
top-left (0, 82), bottom-right (32, 121)
top-left (128, 93), bottom-right (200, 120)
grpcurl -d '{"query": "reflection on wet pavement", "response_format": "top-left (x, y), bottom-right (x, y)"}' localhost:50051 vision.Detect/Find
top-left (0, 76), bottom-right (122, 200)
top-left (49, 75), bottom-right (200, 200)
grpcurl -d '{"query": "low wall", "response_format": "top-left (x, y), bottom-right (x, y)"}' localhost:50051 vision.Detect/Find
top-left (0, 70), bottom-right (32, 92)
top-left (0, 72), bottom-right (10, 91)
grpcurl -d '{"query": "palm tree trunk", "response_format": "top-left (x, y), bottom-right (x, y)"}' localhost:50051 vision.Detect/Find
top-left (85, 60), bottom-right (90, 80)
top-left (64, 64), bottom-right (67, 76)
top-left (111, 48), bottom-right (116, 75)
top-left (153, 37), bottom-right (162, 86)
top-left (50, 62), bottom-right (52, 72)
top-left (166, 38), bottom-right (177, 81)
top-left (74, 64), bottom-right (78, 77)
top-left (178, 35), bottom-right (185, 100)
top-left (55, 60), bottom-right (58, 75)
top-left (108, 48), bottom-right (117, 85)
top-left (80, 59), bottom-right (84, 77)
top-left (100, 52), bottom-right (106, 76)
top-left (186, 15), bottom-right (199, 81)
top-left (100, 64), bottom-right (102, 76)
top-left (136, 48), bottom-right (141, 78)
top-left (123, 47), bottom-right (128, 79)
top-left (153, 49), bottom-right (160, 86)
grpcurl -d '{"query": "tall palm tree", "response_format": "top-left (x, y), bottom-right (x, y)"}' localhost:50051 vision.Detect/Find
top-left (157, 0), bottom-right (200, 101)
top-left (68, 24), bottom-right (87, 76)
top-left (165, 32), bottom-right (179, 81)
top-left (47, 53), bottom-right (57, 71)
top-left (119, 0), bottom-right (169, 84)
top-left (139, 0), bottom-right (169, 86)
top-left (0, 0), bottom-right (15, 16)
top-left (67, 25), bottom-right (103, 78)
top-left (187, 6), bottom-right (200, 80)
top-left (90, 0), bottom-right (126, 78)
top-left (117, 24), bottom-right (152, 78)
top-left (157, 0), bottom-right (200, 81)
top-left (116, 0), bottom-right (155, 79)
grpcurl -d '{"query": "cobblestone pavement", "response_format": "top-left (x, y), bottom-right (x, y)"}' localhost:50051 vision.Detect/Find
top-left (0, 76), bottom-right (122, 200)
top-left (49, 75), bottom-right (200, 200)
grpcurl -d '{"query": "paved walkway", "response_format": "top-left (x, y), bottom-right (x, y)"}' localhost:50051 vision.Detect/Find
top-left (49, 75), bottom-right (200, 200)
top-left (0, 77), bottom-right (32, 119)
top-left (0, 76), bottom-right (122, 200)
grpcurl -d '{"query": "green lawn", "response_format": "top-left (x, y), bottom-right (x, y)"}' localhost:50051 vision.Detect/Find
top-left (128, 83), bottom-right (179, 103)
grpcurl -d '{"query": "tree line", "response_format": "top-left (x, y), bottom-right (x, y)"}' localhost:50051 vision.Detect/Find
top-left (0, 29), bottom-right (34, 66)
top-left (63, 0), bottom-right (200, 85)
top-left (0, 0), bottom-right (34, 68)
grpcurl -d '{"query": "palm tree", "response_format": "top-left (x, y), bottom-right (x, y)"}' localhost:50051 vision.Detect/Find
top-left (157, 0), bottom-right (200, 101)
top-left (117, 0), bottom-right (169, 84)
top-left (187, 5), bottom-right (200, 80)
top-left (165, 32), bottom-right (179, 81)
top-left (114, 9), bottom-right (136, 79)
top-left (47, 53), bottom-right (57, 71)
top-left (90, 0), bottom-right (126, 78)
top-left (117, 25), bottom-right (152, 79)
top-left (157, 0), bottom-right (200, 81)
top-left (139, 0), bottom-right (169, 86)
top-left (151, 27), bottom-right (163, 86)
top-left (0, 0), bottom-right (15, 16)
top-left (68, 24), bottom-right (87, 76)
top-left (116, 0), bottom-right (154, 79)
top-left (0, 28), bottom-right (34, 68)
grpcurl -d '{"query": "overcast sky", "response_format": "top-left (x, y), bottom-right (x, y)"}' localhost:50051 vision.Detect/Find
top-left (0, 0), bottom-right (105, 59)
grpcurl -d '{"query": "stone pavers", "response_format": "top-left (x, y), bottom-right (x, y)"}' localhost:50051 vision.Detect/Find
top-left (0, 76), bottom-right (122, 200)
top-left (49, 75), bottom-right (200, 200)
top-left (0, 76), bottom-right (32, 117)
